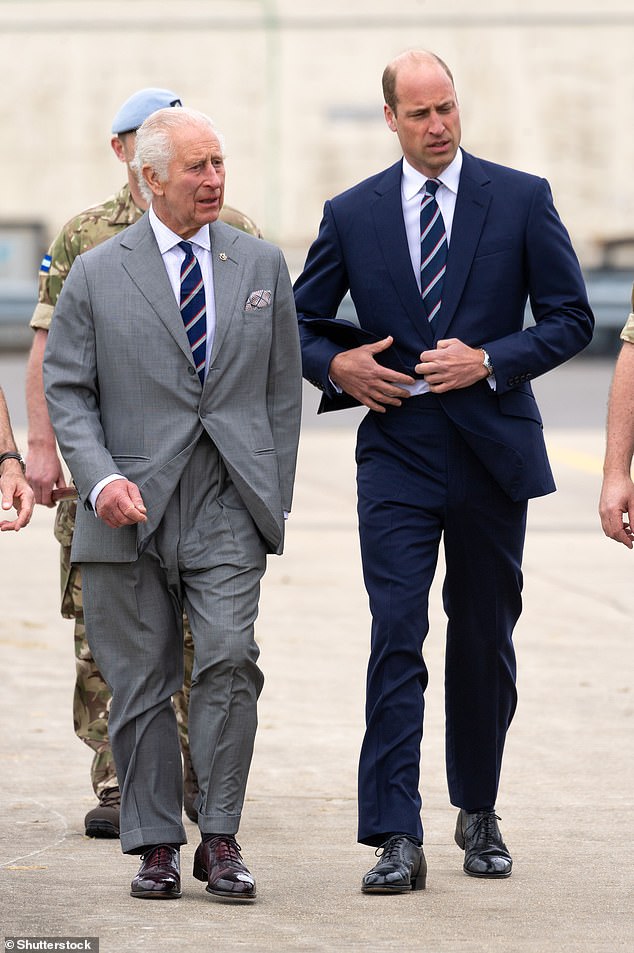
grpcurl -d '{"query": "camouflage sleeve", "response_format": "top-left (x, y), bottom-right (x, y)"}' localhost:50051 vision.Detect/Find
top-left (30, 301), bottom-right (55, 332)
top-left (53, 498), bottom-right (79, 618)
top-left (29, 221), bottom-right (83, 331)
top-left (619, 283), bottom-right (634, 345)
top-left (220, 204), bottom-right (262, 239)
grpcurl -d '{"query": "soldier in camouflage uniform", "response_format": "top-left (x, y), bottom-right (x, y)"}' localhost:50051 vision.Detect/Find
top-left (25, 88), bottom-right (261, 839)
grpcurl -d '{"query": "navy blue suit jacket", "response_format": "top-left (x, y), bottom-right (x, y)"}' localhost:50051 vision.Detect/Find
top-left (294, 150), bottom-right (594, 501)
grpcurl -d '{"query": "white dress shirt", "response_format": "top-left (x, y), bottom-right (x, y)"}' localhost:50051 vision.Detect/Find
top-left (401, 150), bottom-right (462, 291)
top-left (400, 150), bottom-right (462, 396)
top-left (148, 205), bottom-right (217, 372)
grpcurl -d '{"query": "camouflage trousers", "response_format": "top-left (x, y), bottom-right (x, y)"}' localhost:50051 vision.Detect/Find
top-left (55, 500), bottom-right (193, 798)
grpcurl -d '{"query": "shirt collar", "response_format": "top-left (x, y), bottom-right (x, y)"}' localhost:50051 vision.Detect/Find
top-left (148, 205), bottom-right (212, 255)
top-left (401, 148), bottom-right (463, 200)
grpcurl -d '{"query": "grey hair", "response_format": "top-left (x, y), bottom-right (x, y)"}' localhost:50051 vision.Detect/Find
top-left (131, 106), bottom-right (225, 203)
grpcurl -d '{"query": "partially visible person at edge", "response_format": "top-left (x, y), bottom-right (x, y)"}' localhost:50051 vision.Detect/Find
top-left (599, 284), bottom-right (634, 547)
top-left (294, 49), bottom-right (594, 894)
top-left (0, 387), bottom-right (34, 531)
top-left (25, 87), bottom-right (262, 840)
top-left (44, 106), bottom-right (301, 902)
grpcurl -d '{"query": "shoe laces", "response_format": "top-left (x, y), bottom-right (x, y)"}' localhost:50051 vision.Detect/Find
top-left (470, 811), bottom-right (501, 845)
top-left (99, 786), bottom-right (120, 808)
top-left (207, 835), bottom-right (243, 863)
top-left (374, 834), bottom-right (411, 861)
top-left (142, 844), bottom-right (176, 866)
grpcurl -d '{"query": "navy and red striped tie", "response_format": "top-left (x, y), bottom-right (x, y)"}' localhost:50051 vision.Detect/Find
top-left (178, 240), bottom-right (207, 383)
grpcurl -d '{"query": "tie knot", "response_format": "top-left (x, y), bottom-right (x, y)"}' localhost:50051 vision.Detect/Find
top-left (178, 240), bottom-right (193, 258)
top-left (424, 179), bottom-right (441, 197)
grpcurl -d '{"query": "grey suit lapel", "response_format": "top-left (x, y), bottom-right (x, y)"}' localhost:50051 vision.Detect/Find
top-left (119, 214), bottom-right (194, 365)
top-left (208, 220), bottom-right (243, 364)
top-left (120, 215), bottom-right (248, 375)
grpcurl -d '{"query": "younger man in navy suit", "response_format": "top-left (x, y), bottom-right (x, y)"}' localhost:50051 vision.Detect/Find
top-left (295, 50), bottom-right (593, 892)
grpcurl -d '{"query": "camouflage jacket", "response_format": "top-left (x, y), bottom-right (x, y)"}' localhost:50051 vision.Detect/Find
top-left (30, 182), bottom-right (262, 331)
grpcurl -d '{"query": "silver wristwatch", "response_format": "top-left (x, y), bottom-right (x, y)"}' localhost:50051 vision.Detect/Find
top-left (481, 349), bottom-right (494, 377)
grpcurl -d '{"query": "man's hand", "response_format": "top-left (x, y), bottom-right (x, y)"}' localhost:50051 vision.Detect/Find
top-left (416, 339), bottom-right (490, 393)
top-left (599, 473), bottom-right (634, 549)
top-left (26, 444), bottom-right (67, 507)
top-left (95, 479), bottom-right (147, 528)
top-left (0, 463), bottom-right (36, 532)
top-left (329, 336), bottom-right (415, 413)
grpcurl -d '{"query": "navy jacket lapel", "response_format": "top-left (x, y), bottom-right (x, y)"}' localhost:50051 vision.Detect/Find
top-left (432, 151), bottom-right (492, 340)
top-left (370, 162), bottom-right (435, 350)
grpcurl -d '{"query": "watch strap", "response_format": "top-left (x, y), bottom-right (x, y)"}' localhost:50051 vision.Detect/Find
top-left (0, 451), bottom-right (26, 472)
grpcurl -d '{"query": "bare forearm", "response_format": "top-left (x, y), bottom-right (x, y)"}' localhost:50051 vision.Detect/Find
top-left (0, 389), bottom-right (34, 531)
top-left (603, 342), bottom-right (634, 476)
top-left (0, 388), bottom-right (18, 452)
top-left (25, 328), bottom-right (65, 504)
top-left (599, 342), bottom-right (634, 547)
top-left (26, 329), bottom-right (57, 452)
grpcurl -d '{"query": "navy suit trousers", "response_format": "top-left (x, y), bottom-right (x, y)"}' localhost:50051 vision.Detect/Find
top-left (355, 395), bottom-right (527, 846)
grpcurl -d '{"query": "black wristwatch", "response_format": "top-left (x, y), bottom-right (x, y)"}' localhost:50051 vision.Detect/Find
top-left (0, 451), bottom-right (26, 473)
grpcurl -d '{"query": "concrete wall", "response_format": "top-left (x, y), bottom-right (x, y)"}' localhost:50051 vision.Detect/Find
top-left (2, 0), bottom-right (633, 269)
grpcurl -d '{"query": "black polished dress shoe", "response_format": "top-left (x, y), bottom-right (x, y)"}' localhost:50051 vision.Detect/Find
top-left (361, 834), bottom-right (427, 893)
top-left (130, 845), bottom-right (181, 899)
top-left (454, 809), bottom-right (513, 878)
top-left (193, 836), bottom-right (256, 901)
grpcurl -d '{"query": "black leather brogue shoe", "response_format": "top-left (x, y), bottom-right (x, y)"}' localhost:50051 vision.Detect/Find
top-left (193, 836), bottom-right (256, 901)
top-left (130, 845), bottom-right (181, 899)
top-left (455, 809), bottom-right (513, 878)
top-left (361, 834), bottom-right (427, 893)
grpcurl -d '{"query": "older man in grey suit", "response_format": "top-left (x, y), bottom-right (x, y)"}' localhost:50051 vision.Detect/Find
top-left (44, 107), bottom-right (302, 902)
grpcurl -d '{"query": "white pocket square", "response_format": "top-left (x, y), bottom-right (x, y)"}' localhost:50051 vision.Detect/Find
top-left (245, 289), bottom-right (272, 311)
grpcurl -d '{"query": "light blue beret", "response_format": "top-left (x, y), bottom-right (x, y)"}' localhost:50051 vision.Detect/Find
top-left (111, 87), bottom-right (183, 134)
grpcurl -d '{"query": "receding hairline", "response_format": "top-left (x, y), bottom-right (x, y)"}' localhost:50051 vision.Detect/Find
top-left (382, 51), bottom-right (455, 112)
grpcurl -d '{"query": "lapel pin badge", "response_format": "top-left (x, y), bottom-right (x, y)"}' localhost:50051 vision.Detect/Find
top-left (219, 252), bottom-right (228, 261)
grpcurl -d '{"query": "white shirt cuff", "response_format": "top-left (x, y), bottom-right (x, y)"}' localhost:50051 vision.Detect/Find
top-left (89, 473), bottom-right (125, 513)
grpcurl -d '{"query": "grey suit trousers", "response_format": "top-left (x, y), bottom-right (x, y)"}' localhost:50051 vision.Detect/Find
top-left (81, 435), bottom-right (266, 854)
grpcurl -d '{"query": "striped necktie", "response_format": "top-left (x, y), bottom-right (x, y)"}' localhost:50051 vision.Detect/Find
top-left (419, 179), bottom-right (447, 323)
top-left (178, 240), bottom-right (207, 383)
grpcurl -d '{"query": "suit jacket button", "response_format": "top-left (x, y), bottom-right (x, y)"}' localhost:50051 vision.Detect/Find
top-left (187, 366), bottom-right (196, 376)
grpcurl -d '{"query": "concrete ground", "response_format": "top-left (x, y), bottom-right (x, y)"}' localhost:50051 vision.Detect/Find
top-left (1, 390), bottom-right (633, 951)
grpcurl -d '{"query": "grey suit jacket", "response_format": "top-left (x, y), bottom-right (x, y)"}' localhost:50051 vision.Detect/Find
top-left (43, 214), bottom-right (302, 559)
